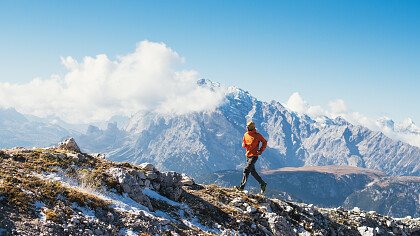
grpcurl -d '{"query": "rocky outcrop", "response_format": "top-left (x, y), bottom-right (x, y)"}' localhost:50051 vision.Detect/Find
top-left (57, 137), bottom-right (81, 153)
top-left (107, 167), bottom-right (154, 210)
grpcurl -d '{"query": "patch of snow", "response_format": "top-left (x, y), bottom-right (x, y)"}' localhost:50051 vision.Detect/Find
top-left (34, 201), bottom-right (47, 221)
top-left (118, 228), bottom-right (139, 236)
top-left (245, 103), bottom-right (257, 121)
top-left (143, 188), bottom-right (181, 207)
top-left (21, 188), bottom-right (34, 196)
top-left (39, 210), bottom-right (47, 222)
top-left (179, 209), bottom-right (220, 234)
top-left (34, 201), bottom-right (45, 209)
top-left (107, 192), bottom-right (153, 217)
top-left (71, 203), bottom-right (96, 218)
top-left (33, 170), bottom-right (159, 220)
top-left (367, 181), bottom-right (375, 187)
top-left (154, 210), bottom-right (174, 222)
top-left (33, 168), bottom-right (222, 233)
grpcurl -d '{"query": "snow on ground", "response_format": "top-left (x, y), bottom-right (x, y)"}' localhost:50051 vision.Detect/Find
top-left (71, 202), bottom-right (96, 218)
top-left (179, 209), bottom-right (221, 235)
top-left (39, 210), bottom-right (47, 222)
top-left (33, 169), bottom-right (222, 234)
top-left (34, 201), bottom-right (45, 209)
top-left (32, 170), bottom-right (157, 219)
top-left (118, 228), bottom-right (140, 236)
top-left (143, 188), bottom-right (221, 234)
top-left (34, 201), bottom-right (47, 221)
top-left (143, 188), bottom-right (181, 207)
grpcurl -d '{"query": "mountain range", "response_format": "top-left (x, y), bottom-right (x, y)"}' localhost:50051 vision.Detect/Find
top-left (1, 80), bottom-right (419, 178)
top-left (96, 80), bottom-right (420, 177)
top-left (1, 80), bottom-right (420, 219)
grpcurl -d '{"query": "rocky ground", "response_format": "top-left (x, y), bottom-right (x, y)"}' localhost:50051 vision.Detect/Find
top-left (0, 139), bottom-right (419, 236)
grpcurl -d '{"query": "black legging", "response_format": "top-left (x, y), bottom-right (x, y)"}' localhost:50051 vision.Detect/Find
top-left (240, 156), bottom-right (265, 188)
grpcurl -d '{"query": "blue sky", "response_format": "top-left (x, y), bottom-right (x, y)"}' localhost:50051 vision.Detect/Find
top-left (0, 0), bottom-right (419, 124)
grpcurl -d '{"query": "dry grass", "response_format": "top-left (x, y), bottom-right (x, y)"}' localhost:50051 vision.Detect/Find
top-left (44, 209), bottom-right (59, 222)
top-left (0, 148), bottom-right (111, 215)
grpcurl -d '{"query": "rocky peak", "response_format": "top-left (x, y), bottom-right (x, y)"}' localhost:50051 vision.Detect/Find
top-left (57, 137), bottom-right (81, 153)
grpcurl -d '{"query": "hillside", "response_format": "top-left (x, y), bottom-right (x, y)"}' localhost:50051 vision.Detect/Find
top-left (344, 176), bottom-right (420, 218)
top-left (202, 166), bottom-right (420, 218)
top-left (0, 139), bottom-right (419, 235)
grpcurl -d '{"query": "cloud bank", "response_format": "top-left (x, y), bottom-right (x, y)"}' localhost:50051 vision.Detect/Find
top-left (284, 92), bottom-right (420, 148)
top-left (0, 41), bottom-right (225, 123)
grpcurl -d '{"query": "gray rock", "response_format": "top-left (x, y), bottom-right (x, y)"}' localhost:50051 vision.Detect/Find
top-left (352, 207), bottom-right (361, 213)
top-left (138, 163), bottom-right (155, 171)
top-left (144, 179), bottom-right (151, 188)
top-left (357, 226), bottom-right (376, 236)
top-left (66, 153), bottom-right (87, 162)
top-left (159, 171), bottom-right (183, 201)
top-left (246, 206), bottom-right (257, 214)
top-left (152, 182), bottom-right (161, 191)
top-left (135, 170), bottom-right (147, 180)
top-left (107, 167), bottom-right (153, 210)
top-left (181, 174), bottom-right (194, 186)
top-left (266, 213), bottom-right (295, 236)
top-left (57, 138), bottom-right (81, 153)
top-left (145, 171), bottom-right (158, 180)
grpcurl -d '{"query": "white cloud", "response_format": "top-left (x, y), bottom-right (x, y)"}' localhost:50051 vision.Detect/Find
top-left (0, 41), bottom-right (226, 123)
top-left (284, 92), bottom-right (307, 114)
top-left (284, 92), bottom-right (326, 118)
top-left (284, 93), bottom-right (420, 148)
top-left (328, 99), bottom-right (347, 114)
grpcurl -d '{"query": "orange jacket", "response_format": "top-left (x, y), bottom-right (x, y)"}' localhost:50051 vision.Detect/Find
top-left (242, 129), bottom-right (267, 157)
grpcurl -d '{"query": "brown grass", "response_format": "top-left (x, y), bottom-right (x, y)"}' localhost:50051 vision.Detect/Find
top-left (0, 148), bottom-right (111, 214)
top-left (44, 209), bottom-right (59, 222)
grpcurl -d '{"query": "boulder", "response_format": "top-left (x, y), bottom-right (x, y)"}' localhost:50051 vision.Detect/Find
top-left (145, 171), bottom-right (158, 180)
top-left (181, 174), bottom-right (194, 186)
top-left (159, 171), bottom-right (183, 201)
top-left (107, 167), bottom-right (153, 211)
top-left (138, 163), bottom-right (155, 172)
top-left (66, 153), bottom-right (87, 162)
top-left (267, 213), bottom-right (295, 236)
top-left (357, 226), bottom-right (377, 236)
top-left (57, 138), bottom-right (81, 153)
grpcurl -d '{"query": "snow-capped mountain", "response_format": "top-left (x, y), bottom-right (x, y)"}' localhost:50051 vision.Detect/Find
top-left (1, 81), bottom-right (419, 177)
top-left (99, 80), bottom-right (420, 177)
top-left (377, 117), bottom-right (420, 136)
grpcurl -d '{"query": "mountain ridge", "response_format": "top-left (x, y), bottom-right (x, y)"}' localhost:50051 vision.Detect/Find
top-left (102, 85), bottom-right (420, 177)
top-left (0, 82), bottom-right (419, 178)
